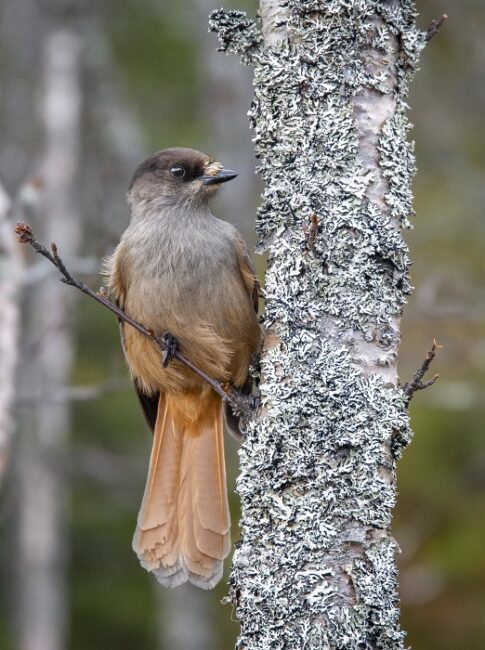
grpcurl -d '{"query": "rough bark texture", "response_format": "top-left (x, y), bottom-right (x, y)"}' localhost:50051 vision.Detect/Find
top-left (210, 1), bottom-right (425, 648)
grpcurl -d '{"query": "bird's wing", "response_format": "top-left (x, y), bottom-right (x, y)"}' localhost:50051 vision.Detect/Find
top-left (233, 233), bottom-right (259, 314)
top-left (106, 254), bottom-right (161, 434)
top-left (134, 379), bottom-right (160, 433)
top-left (116, 318), bottom-right (160, 433)
top-left (225, 233), bottom-right (260, 440)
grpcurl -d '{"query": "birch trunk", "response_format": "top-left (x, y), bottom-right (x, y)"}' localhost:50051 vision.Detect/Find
top-left (0, 184), bottom-right (22, 485)
top-left (14, 30), bottom-right (81, 650)
top-left (156, 585), bottom-right (215, 650)
top-left (210, 1), bottom-right (426, 647)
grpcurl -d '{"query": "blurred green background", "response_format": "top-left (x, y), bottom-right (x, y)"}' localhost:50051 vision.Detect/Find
top-left (0, 1), bottom-right (483, 648)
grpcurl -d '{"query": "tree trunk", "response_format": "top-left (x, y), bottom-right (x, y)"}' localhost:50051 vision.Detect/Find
top-left (14, 28), bottom-right (82, 650)
top-left (0, 184), bottom-right (22, 485)
top-left (210, 1), bottom-right (425, 647)
top-left (156, 585), bottom-right (216, 650)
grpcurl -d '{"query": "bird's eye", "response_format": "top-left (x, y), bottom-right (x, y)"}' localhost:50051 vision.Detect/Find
top-left (170, 165), bottom-right (186, 178)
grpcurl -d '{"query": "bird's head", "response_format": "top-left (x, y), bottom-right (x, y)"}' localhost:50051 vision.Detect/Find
top-left (127, 147), bottom-right (237, 210)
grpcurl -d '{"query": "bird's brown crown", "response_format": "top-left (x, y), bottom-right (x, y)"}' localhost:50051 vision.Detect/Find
top-left (128, 147), bottom-right (236, 206)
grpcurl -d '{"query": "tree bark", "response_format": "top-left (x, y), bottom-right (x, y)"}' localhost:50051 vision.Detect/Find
top-left (210, 1), bottom-right (426, 647)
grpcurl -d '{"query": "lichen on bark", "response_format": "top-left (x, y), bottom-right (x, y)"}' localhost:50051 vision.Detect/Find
top-left (210, 2), bottom-right (426, 648)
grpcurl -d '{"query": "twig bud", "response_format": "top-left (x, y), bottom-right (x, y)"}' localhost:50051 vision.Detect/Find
top-left (15, 222), bottom-right (33, 243)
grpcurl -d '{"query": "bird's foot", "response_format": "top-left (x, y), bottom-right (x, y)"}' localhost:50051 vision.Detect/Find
top-left (227, 387), bottom-right (260, 418)
top-left (159, 332), bottom-right (178, 368)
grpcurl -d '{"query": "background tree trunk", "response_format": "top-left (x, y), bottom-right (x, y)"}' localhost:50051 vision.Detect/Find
top-left (14, 28), bottom-right (82, 650)
top-left (0, 184), bottom-right (22, 486)
top-left (211, 1), bottom-right (426, 647)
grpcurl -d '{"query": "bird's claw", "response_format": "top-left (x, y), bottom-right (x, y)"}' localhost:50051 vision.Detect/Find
top-left (160, 332), bottom-right (178, 367)
top-left (228, 387), bottom-right (260, 417)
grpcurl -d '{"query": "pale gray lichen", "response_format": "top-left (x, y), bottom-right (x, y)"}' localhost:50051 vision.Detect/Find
top-left (210, 2), bottom-right (426, 648)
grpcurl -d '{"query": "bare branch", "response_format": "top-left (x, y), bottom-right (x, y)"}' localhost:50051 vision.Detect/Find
top-left (15, 222), bottom-right (255, 418)
top-left (426, 14), bottom-right (448, 42)
top-left (403, 339), bottom-right (442, 403)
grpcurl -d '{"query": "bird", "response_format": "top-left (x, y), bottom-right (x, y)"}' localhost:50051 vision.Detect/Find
top-left (105, 147), bottom-right (261, 589)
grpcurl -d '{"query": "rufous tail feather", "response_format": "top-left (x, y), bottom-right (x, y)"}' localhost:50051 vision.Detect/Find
top-left (133, 394), bottom-right (230, 589)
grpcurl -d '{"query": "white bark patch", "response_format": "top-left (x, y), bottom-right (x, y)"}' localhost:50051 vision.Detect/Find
top-left (211, 1), bottom-right (426, 648)
top-left (0, 184), bottom-right (21, 483)
top-left (259, 0), bottom-right (289, 47)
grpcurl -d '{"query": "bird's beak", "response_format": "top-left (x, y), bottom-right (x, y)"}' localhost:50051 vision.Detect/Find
top-left (200, 169), bottom-right (238, 186)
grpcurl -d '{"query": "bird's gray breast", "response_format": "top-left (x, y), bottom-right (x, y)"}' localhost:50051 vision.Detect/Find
top-left (129, 211), bottom-right (237, 321)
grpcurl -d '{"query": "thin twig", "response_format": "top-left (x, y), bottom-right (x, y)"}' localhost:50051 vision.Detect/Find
top-left (426, 14), bottom-right (448, 41)
top-left (15, 222), bottom-right (255, 417)
top-left (403, 339), bottom-right (442, 404)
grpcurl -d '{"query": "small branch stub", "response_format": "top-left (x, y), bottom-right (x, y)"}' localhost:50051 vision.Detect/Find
top-left (302, 213), bottom-right (320, 253)
top-left (15, 223), bottom-right (255, 419)
top-left (426, 14), bottom-right (448, 41)
top-left (403, 339), bottom-right (442, 403)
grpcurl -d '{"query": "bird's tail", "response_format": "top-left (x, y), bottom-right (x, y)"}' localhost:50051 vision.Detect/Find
top-left (133, 393), bottom-right (231, 589)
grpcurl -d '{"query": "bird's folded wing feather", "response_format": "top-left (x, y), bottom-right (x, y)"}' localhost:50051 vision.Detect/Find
top-left (233, 233), bottom-right (259, 313)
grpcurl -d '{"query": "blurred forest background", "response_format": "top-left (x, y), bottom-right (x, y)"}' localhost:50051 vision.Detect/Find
top-left (0, 0), bottom-right (483, 649)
